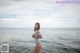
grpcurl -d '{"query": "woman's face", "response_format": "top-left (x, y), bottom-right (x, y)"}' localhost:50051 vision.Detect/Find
top-left (35, 24), bottom-right (38, 29)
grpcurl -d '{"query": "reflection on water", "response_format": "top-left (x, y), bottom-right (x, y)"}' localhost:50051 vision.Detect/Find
top-left (0, 28), bottom-right (80, 53)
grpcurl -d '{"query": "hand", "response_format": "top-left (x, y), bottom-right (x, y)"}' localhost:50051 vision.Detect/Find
top-left (32, 34), bottom-right (39, 39)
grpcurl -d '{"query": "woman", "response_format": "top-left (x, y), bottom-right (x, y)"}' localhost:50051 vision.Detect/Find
top-left (32, 22), bottom-right (42, 53)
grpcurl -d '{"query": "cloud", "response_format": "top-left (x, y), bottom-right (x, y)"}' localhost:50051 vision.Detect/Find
top-left (0, 0), bottom-right (80, 28)
top-left (0, 18), bottom-right (19, 22)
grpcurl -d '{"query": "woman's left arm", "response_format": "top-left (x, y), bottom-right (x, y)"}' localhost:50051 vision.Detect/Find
top-left (38, 32), bottom-right (42, 39)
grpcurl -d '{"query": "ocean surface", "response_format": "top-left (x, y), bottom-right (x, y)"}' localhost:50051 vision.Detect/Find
top-left (0, 28), bottom-right (80, 53)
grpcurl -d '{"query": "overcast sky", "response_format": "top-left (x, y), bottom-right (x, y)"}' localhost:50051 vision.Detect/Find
top-left (0, 0), bottom-right (80, 28)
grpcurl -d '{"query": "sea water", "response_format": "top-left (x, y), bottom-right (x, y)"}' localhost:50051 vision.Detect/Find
top-left (0, 28), bottom-right (80, 53)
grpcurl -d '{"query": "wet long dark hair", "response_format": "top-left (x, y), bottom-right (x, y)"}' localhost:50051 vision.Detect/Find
top-left (34, 22), bottom-right (40, 31)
